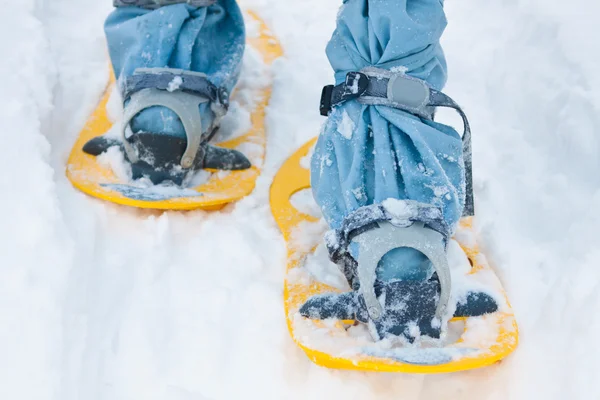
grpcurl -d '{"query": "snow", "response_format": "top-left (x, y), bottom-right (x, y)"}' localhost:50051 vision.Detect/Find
top-left (0, 0), bottom-right (599, 399)
top-left (167, 76), bottom-right (183, 92)
top-left (336, 110), bottom-right (354, 140)
top-left (290, 188), bottom-right (323, 219)
top-left (303, 243), bottom-right (348, 291)
top-left (382, 198), bottom-right (419, 224)
top-left (97, 145), bottom-right (132, 181)
top-left (213, 45), bottom-right (270, 144)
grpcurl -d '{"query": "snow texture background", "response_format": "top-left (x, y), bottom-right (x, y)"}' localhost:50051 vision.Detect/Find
top-left (0, 0), bottom-right (598, 399)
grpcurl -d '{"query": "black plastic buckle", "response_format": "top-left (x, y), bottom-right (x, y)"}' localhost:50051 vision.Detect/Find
top-left (320, 85), bottom-right (334, 116)
top-left (343, 72), bottom-right (369, 98)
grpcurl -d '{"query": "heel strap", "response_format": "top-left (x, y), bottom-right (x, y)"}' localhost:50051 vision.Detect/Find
top-left (120, 68), bottom-right (230, 169)
top-left (325, 200), bottom-right (452, 322)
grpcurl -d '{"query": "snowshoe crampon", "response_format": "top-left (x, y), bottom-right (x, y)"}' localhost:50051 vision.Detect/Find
top-left (270, 138), bottom-right (519, 373)
top-left (66, 12), bottom-right (282, 211)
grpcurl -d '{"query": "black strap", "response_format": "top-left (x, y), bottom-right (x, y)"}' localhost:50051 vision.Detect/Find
top-left (121, 70), bottom-right (228, 111)
top-left (320, 72), bottom-right (370, 117)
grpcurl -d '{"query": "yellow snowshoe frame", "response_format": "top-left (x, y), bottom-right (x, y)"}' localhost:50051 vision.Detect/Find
top-left (67, 12), bottom-right (282, 211)
top-left (270, 138), bottom-right (519, 374)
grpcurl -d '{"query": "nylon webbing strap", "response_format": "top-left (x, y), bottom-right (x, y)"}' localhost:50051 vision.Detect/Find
top-left (320, 67), bottom-right (475, 216)
top-left (121, 68), bottom-right (228, 111)
top-left (113, 0), bottom-right (217, 8)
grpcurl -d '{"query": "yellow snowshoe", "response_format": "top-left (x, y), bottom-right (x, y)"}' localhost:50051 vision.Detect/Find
top-left (270, 138), bottom-right (519, 374)
top-left (67, 11), bottom-right (282, 211)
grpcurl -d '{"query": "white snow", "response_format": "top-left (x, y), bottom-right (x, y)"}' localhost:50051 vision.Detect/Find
top-left (390, 65), bottom-right (409, 75)
top-left (97, 145), bottom-right (132, 181)
top-left (290, 188), bottom-right (323, 219)
top-left (106, 86), bottom-right (124, 125)
top-left (0, 0), bottom-right (599, 399)
top-left (299, 145), bottom-right (315, 170)
top-left (213, 45), bottom-right (270, 144)
top-left (167, 76), bottom-right (183, 92)
top-left (382, 198), bottom-right (418, 222)
top-left (349, 75), bottom-right (360, 94)
top-left (336, 110), bottom-right (355, 140)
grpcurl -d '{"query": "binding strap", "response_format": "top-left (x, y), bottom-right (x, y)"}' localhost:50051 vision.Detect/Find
top-left (120, 68), bottom-right (231, 170)
top-left (113, 0), bottom-right (217, 9)
top-left (121, 68), bottom-right (228, 116)
top-left (320, 67), bottom-right (474, 217)
top-left (325, 201), bottom-right (452, 322)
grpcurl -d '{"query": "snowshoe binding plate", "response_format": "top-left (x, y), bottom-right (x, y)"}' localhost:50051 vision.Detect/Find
top-left (269, 138), bottom-right (519, 373)
top-left (66, 11), bottom-right (282, 211)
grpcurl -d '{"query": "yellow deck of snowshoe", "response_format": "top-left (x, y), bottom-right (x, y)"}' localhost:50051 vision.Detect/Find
top-left (66, 12), bottom-right (282, 211)
top-left (270, 138), bottom-right (519, 374)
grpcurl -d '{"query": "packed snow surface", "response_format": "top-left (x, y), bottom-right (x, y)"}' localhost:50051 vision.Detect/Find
top-left (1, 1), bottom-right (599, 399)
